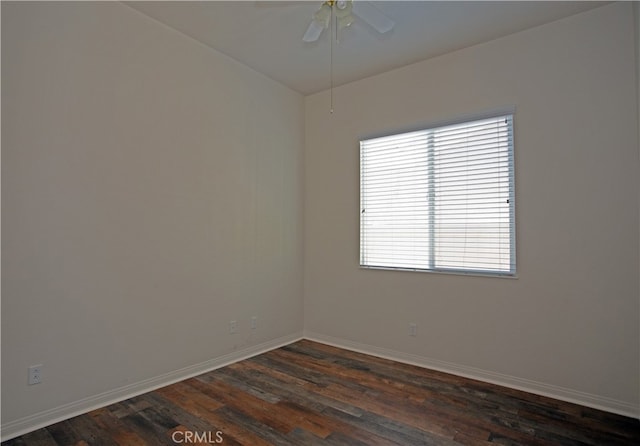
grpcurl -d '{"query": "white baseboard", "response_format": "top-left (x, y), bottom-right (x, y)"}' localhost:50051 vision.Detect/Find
top-left (0, 332), bottom-right (304, 442)
top-left (304, 331), bottom-right (640, 420)
top-left (4, 329), bottom-right (638, 442)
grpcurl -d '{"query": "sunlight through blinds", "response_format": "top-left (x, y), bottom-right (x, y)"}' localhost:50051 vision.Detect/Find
top-left (360, 114), bottom-right (515, 276)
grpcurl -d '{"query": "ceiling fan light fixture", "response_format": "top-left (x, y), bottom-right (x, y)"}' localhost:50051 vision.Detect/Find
top-left (334, 0), bottom-right (353, 29)
top-left (303, 1), bottom-right (394, 42)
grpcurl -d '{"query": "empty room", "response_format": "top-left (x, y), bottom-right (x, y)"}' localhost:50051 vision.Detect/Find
top-left (2, 1), bottom-right (639, 445)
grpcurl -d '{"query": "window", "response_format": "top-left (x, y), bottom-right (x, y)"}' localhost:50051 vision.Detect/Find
top-left (360, 114), bottom-right (515, 276)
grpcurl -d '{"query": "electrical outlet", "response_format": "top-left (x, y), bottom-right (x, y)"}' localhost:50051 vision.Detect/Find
top-left (251, 316), bottom-right (258, 330)
top-left (28, 364), bottom-right (43, 385)
top-left (229, 320), bottom-right (237, 334)
top-left (409, 323), bottom-right (417, 337)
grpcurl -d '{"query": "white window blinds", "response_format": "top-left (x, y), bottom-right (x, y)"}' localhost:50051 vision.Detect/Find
top-left (360, 114), bottom-right (515, 276)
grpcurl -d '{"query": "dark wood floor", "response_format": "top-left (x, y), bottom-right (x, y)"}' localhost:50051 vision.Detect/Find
top-left (3, 339), bottom-right (640, 445)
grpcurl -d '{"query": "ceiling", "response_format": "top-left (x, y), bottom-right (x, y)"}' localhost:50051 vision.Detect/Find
top-left (125, 1), bottom-right (608, 95)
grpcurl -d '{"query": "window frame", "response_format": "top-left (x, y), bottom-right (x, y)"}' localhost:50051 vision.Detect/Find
top-left (359, 111), bottom-right (517, 278)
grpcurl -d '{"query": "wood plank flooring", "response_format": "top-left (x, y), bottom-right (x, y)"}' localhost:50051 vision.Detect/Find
top-left (3, 339), bottom-right (640, 445)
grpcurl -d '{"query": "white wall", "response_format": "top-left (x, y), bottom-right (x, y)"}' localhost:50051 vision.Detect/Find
top-left (635, 0), bottom-right (640, 414)
top-left (305, 2), bottom-right (639, 416)
top-left (2, 1), bottom-right (639, 438)
top-left (1, 1), bottom-right (304, 435)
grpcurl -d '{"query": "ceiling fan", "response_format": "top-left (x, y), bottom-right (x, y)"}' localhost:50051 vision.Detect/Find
top-left (303, 0), bottom-right (395, 42)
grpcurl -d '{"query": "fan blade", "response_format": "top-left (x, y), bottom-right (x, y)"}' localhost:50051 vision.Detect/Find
top-left (303, 20), bottom-right (325, 42)
top-left (352, 1), bottom-right (394, 34)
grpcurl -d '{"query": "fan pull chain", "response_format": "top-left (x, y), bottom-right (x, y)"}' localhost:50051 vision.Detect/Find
top-left (329, 4), bottom-right (334, 114)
